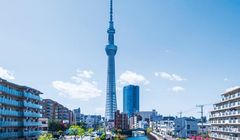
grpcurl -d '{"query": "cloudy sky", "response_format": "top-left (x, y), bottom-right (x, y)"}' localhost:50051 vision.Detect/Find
top-left (0, 0), bottom-right (240, 118)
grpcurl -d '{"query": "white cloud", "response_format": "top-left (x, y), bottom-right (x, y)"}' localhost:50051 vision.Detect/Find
top-left (0, 67), bottom-right (15, 80)
top-left (119, 70), bottom-right (149, 85)
top-left (52, 70), bottom-right (101, 101)
top-left (155, 72), bottom-right (186, 81)
top-left (225, 86), bottom-right (240, 93)
top-left (224, 78), bottom-right (229, 82)
top-left (172, 86), bottom-right (185, 92)
top-left (72, 70), bottom-right (94, 80)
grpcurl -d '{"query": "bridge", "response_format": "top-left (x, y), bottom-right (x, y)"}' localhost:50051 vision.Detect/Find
top-left (130, 128), bottom-right (147, 135)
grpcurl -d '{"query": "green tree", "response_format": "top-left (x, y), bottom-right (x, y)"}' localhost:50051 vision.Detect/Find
top-left (69, 125), bottom-right (85, 140)
top-left (87, 128), bottom-right (94, 136)
top-left (38, 133), bottom-right (53, 140)
top-left (146, 127), bottom-right (152, 134)
top-left (100, 132), bottom-right (106, 140)
top-left (77, 122), bottom-right (87, 130)
top-left (48, 120), bottom-right (67, 132)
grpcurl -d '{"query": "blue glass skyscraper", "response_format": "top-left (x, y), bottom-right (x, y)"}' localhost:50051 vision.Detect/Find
top-left (123, 85), bottom-right (139, 117)
top-left (105, 0), bottom-right (117, 121)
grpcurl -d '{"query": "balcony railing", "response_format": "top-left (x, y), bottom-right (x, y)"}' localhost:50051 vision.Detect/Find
top-left (0, 132), bottom-right (22, 138)
top-left (212, 102), bottom-right (240, 112)
top-left (0, 97), bottom-right (23, 107)
top-left (23, 111), bottom-right (42, 118)
top-left (23, 131), bottom-right (41, 137)
top-left (210, 111), bottom-right (240, 118)
top-left (210, 119), bottom-right (240, 125)
top-left (0, 109), bottom-right (22, 117)
top-left (23, 92), bottom-right (41, 100)
top-left (0, 121), bottom-right (23, 127)
top-left (211, 127), bottom-right (240, 133)
top-left (0, 85), bottom-right (22, 97)
top-left (24, 101), bottom-right (42, 109)
top-left (210, 133), bottom-right (240, 140)
top-left (23, 121), bottom-right (42, 126)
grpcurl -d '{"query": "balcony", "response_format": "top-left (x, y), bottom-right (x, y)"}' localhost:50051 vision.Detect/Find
top-left (23, 121), bottom-right (42, 126)
top-left (210, 111), bottom-right (240, 119)
top-left (0, 97), bottom-right (23, 107)
top-left (0, 132), bottom-right (22, 138)
top-left (210, 133), bottom-right (240, 140)
top-left (0, 121), bottom-right (23, 127)
top-left (0, 109), bottom-right (22, 117)
top-left (23, 92), bottom-right (41, 100)
top-left (23, 131), bottom-right (41, 137)
top-left (212, 103), bottom-right (240, 112)
top-left (211, 127), bottom-right (240, 133)
top-left (23, 111), bottom-right (42, 118)
top-left (24, 101), bottom-right (42, 109)
top-left (0, 85), bottom-right (22, 97)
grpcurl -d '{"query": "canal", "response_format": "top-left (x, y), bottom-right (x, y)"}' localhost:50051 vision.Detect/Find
top-left (126, 136), bottom-right (149, 140)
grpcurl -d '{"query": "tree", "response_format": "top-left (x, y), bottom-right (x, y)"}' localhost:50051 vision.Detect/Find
top-left (146, 127), bottom-right (152, 134)
top-left (77, 122), bottom-right (87, 130)
top-left (87, 128), bottom-right (94, 136)
top-left (38, 133), bottom-right (53, 140)
top-left (48, 120), bottom-right (67, 132)
top-left (100, 132), bottom-right (106, 140)
top-left (69, 125), bottom-right (85, 140)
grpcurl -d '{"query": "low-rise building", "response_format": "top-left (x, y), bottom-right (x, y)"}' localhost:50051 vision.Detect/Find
top-left (174, 117), bottom-right (198, 138)
top-left (137, 109), bottom-right (160, 123)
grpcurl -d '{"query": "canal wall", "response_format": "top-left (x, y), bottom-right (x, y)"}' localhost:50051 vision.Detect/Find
top-left (148, 132), bottom-right (161, 140)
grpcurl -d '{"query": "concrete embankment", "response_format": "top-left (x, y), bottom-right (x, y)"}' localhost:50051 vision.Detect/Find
top-left (148, 132), bottom-right (162, 140)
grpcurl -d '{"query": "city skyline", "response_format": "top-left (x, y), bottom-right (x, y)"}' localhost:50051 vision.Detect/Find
top-left (0, 0), bottom-right (240, 118)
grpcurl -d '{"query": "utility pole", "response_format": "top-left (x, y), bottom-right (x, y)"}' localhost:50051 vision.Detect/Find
top-left (196, 105), bottom-right (204, 139)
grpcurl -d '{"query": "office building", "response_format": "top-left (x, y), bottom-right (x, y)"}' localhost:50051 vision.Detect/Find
top-left (123, 85), bottom-right (139, 117)
top-left (42, 99), bottom-right (73, 125)
top-left (105, 0), bottom-right (118, 121)
top-left (209, 86), bottom-right (240, 139)
top-left (114, 110), bottom-right (128, 130)
top-left (73, 107), bottom-right (82, 124)
top-left (82, 115), bottom-right (103, 129)
top-left (0, 78), bottom-right (42, 139)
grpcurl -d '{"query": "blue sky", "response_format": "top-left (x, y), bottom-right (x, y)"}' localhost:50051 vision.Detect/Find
top-left (0, 0), bottom-right (240, 118)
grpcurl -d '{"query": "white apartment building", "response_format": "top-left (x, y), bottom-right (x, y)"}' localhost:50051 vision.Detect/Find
top-left (209, 87), bottom-right (240, 140)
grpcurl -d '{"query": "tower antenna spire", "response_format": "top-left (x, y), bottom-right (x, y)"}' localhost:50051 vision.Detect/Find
top-left (110, 0), bottom-right (113, 22)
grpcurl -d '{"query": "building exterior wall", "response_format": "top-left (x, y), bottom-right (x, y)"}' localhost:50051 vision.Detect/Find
top-left (137, 110), bottom-right (158, 122)
top-left (73, 108), bottom-right (81, 124)
top-left (39, 118), bottom-right (48, 133)
top-left (0, 78), bottom-right (43, 139)
top-left (123, 85), bottom-right (139, 117)
top-left (114, 110), bottom-right (128, 130)
top-left (209, 87), bottom-right (240, 140)
top-left (174, 117), bottom-right (198, 138)
top-left (42, 99), bottom-right (73, 125)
